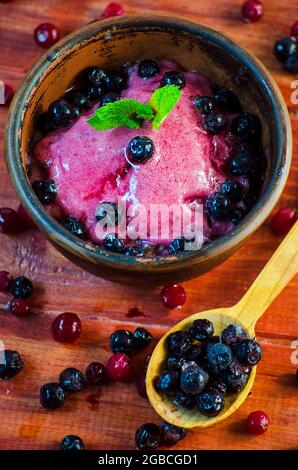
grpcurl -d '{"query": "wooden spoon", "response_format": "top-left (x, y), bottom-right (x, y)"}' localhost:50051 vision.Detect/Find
top-left (146, 221), bottom-right (298, 429)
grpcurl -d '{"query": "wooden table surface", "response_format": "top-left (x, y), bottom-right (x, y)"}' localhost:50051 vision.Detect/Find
top-left (0, 0), bottom-right (297, 451)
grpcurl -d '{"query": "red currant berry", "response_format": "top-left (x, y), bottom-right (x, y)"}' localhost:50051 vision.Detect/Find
top-left (8, 298), bottom-right (30, 317)
top-left (291, 21), bottom-right (298, 38)
top-left (271, 208), bottom-right (297, 235)
top-left (247, 410), bottom-right (269, 434)
top-left (34, 23), bottom-right (60, 48)
top-left (0, 208), bottom-right (21, 234)
top-left (0, 271), bottom-right (12, 291)
top-left (160, 284), bottom-right (186, 309)
top-left (51, 312), bottom-right (82, 343)
top-left (102, 2), bottom-right (125, 18)
top-left (242, 0), bottom-right (263, 23)
top-left (106, 353), bottom-right (132, 382)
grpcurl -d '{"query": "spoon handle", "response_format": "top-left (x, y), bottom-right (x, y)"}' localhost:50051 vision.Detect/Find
top-left (234, 220), bottom-right (298, 330)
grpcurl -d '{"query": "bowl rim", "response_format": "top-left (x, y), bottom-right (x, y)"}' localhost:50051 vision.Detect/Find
top-left (5, 14), bottom-right (292, 274)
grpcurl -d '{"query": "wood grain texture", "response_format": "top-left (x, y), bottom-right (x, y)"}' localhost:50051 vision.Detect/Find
top-left (0, 0), bottom-right (297, 450)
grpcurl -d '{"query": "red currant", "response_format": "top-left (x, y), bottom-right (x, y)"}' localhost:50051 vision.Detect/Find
top-left (271, 207), bottom-right (297, 235)
top-left (160, 284), bottom-right (186, 309)
top-left (106, 353), bottom-right (132, 382)
top-left (247, 410), bottom-right (269, 434)
top-left (51, 312), bottom-right (82, 343)
top-left (34, 23), bottom-right (60, 48)
top-left (241, 0), bottom-right (263, 23)
top-left (0, 208), bottom-right (21, 233)
top-left (0, 271), bottom-right (12, 291)
top-left (102, 2), bottom-right (125, 18)
top-left (291, 21), bottom-right (298, 38)
top-left (8, 298), bottom-right (30, 317)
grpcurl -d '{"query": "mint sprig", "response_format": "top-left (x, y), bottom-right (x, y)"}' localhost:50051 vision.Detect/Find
top-left (87, 85), bottom-right (181, 131)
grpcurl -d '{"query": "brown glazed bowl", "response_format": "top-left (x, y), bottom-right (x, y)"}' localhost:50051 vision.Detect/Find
top-left (5, 15), bottom-right (292, 285)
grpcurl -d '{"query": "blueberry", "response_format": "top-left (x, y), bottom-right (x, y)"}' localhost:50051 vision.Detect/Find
top-left (185, 345), bottom-right (202, 363)
top-left (197, 390), bottom-right (224, 417)
top-left (161, 71), bottom-right (186, 89)
top-left (32, 179), bottom-right (57, 205)
top-left (160, 420), bottom-right (187, 446)
top-left (200, 336), bottom-right (220, 362)
top-left (67, 91), bottom-right (92, 111)
top-left (220, 358), bottom-right (250, 393)
top-left (138, 60), bottom-right (159, 78)
top-left (233, 338), bottom-right (263, 366)
top-left (229, 148), bottom-right (256, 176)
top-left (133, 327), bottom-right (152, 349)
top-left (95, 202), bottom-right (122, 226)
top-left (166, 331), bottom-right (192, 354)
top-left (203, 113), bottom-right (226, 134)
top-left (214, 88), bottom-right (242, 113)
top-left (230, 208), bottom-right (244, 225)
top-left (168, 238), bottom-right (185, 255)
top-left (173, 390), bottom-right (196, 410)
top-left (110, 329), bottom-right (134, 354)
top-left (221, 324), bottom-right (248, 346)
top-left (180, 365), bottom-right (209, 395)
top-left (193, 96), bottom-right (216, 115)
top-left (40, 383), bottom-right (65, 410)
top-left (135, 423), bottom-right (160, 450)
top-left (188, 319), bottom-right (214, 342)
top-left (123, 245), bottom-right (144, 257)
top-left (37, 112), bottom-right (56, 133)
top-left (61, 216), bottom-right (87, 240)
top-left (221, 180), bottom-right (243, 203)
top-left (60, 435), bottom-right (85, 450)
top-left (48, 99), bottom-right (76, 128)
top-left (207, 342), bottom-right (233, 375)
top-left (128, 136), bottom-right (154, 164)
top-left (10, 276), bottom-right (33, 299)
top-left (86, 362), bottom-right (107, 386)
top-left (155, 370), bottom-right (180, 396)
top-left (59, 367), bottom-right (85, 393)
top-left (274, 37), bottom-right (297, 63)
top-left (103, 233), bottom-right (126, 253)
top-left (206, 192), bottom-right (232, 221)
top-left (284, 54), bottom-right (298, 74)
top-left (102, 70), bottom-right (127, 92)
top-left (231, 112), bottom-right (261, 140)
top-left (165, 353), bottom-right (185, 371)
top-left (84, 84), bottom-right (102, 102)
top-left (101, 92), bottom-right (120, 106)
top-left (0, 350), bottom-right (24, 380)
top-left (86, 67), bottom-right (107, 86)
top-left (206, 377), bottom-right (227, 396)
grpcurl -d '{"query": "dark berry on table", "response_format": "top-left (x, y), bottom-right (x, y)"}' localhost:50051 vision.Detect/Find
top-left (221, 180), bottom-right (243, 203)
top-left (0, 83), bottom-right (14, 106)
top-left (8, 298), bottom-right (30, 317)
top-left (193, 96), bottom-right (216, 115)
top-left (271, 208), bottom-right (297, 235)
top-left (60, 435), bottom-right (85, 450)
top-left (103, 233), bottom-right (126, 253)
top-left (155, 370), bottom-right (180, 396)
top-left (86, 67), bottom-right (107, 87)
top-left (205, 192), bottom-right (232, 221)
top-left (206, 377), bottom-right (227, 396)
top-left (220, 358), bottom-right (250, 393)
top-left (160, 420), bottom-right (187, 446)
top-left (135, 423), bottom-right (160, 450)
top-left (230, 208), bottom-right (244, 225)
top-left (51, 312), bottom-right (82, 344)
top-left (136, 375), bottom-right (147, 399)
top-left (188, 319), bottom-right (214, 342)
top-left (173, 390), bottom-right (196, 410)
top-left (102, 69), bottom-right (127, 92)
top-left (247, 410), bottom-right (269, 435)
top-left (0, 271), bottom-right (12, 292)
top-left (233, 338), bottom-right (263, 366)
top-left (67, 91), bottom-right (92, 111)
top-left (48, 99), bottom-right (76, 128)
top-left (110, 329), bottom-right (134, 354)
top-left (231, 112), bottom-right (261, 140)
top-left (274, 37), bottom-right (297, 63)
top-left (37, 112), bottom-right (56, 133)
top-left (197, 390), bottom-right (224, 417)
top-left (168, 238), bottom-right (185, 255)
top-left (214, 88), bottom-right (242, 113)
top-left (86, 362), bottom-right (106, 386)
top-left (40, 383), bottom-right (65, 410)
top-left (0, 350), bottom-right (24, 380)
top-left (166, 353), bottom-right (185, 371)
top-left (102, 2), bottom-right (125, 18)
top-left (10, 276), bottom-right (33, 299)
top-left (101, 92), bottom-right (120, 106)
top-left (95, 201), bottom-right (122, 226)
top-left (229, 148), bottom-right (256, 175)
top-left (284, 54), bottom-right (298, 74)
top-left (106, 353), bottom-right (132, 382)
top-left (0, 208), bottom-right (21, 234)
top-left (59, 367), bottom-right (85, 393)
top-left (34, 23), bottom-right (60, 48)
top-left (166, 331), bottom-right (192, 354)
top-left (207, 342), bottom-right (233, 375)
top-left (203, 113), bottom-right (226, 134)
top-left (138, 59), bottom-right (159, 79)
top-left (180, 365), bottom-right (209, 395)
top-left (133, 327), bottom-right (152, 349)
top-left (160, 284), bottom-right (187, 309)
top-left (32, 179), bottom-right (57, 205)
top-left (221, 324), bottom-right (248, 345)
top-left (84, 84), bottom-right (102, 102)
top-left (61, 216), bottom-right (87, 240)
top-left (291, 21), bottom-right (298, 38)
top-left (128, 136), bottom-right (154, 164)
top-left (161, 71), bottom-right (186, 89)
top-left (241, 0), bottom-right (263, 23)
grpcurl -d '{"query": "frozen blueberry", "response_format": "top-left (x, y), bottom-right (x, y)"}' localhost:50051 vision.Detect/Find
top-left (67, 91), bottom-right (92, 111)
top-left (86, 67), bottom-right (107, 86)
top-left (166, 331), bottom-right (192, 354)
top-left (48, 99), bottom-right (76, 128)
top-left (59, 367), bottom-right (85, 393)
top-left (40, 383), bottom-right (66, 410)
top-left (188, 319), bottom-right (214, 342)
top-left (138, 59), bottom-right (159, 78)
top-left (220, 358), bottom-right (250, 393)
top-left (214, 88), bottom-right (242, 113)
top-left (274, 37), bottom-right (297, 63)
top-left (10, 276), bottom-right (33, 299)
top-left (193, 96), bottom-right (216, 115)
top-left (155, 370), bottom-right (180, 396)
top-left (161, 71), bottom-right (186, 89)
top-left (180, 365), bottom-right (209, 395)
top-left (173, 390), bottom-right (196, 410)
top-left (103, 233), bottom-right (126, 253)
top-left (229, 148), bottom-right (256, 176)
top-left (221, 324), bottom-right (248, 346)
top-left (110, 330), bottom-right (134, 354)
top-left (166, 353), bottom-right (185, 371)
top-left (206, 377), bottom-right (227, 396)
top-left (233, 338), bottom-right (263, 366)
top-left (221, 180), bottom-right (243, 203)
top-left (102, 69), bottom-right (127, 92)
top-left (230, 208), bottom-right (244, 225)
top-left (128, 136), bottom-right (154, 164)
top-left (197, 390), bottom-right (224, 417)
top-left (60, 435), bottom-right (85, 450)
top-left (231, 112), bottom-right (261, 140)
top-left (207, 342), bottom-right (233, 375)
top-left (37, 112), bottom-right (56, 133)
top-left (135, 423), bottom-right (160, 450)
top-left (205, 192), bottom-right (232, 221)
top-left (185, 345), bottom-right (202, 363)
top-left (0, 350), bottom-right (24, 380)
top-left (168, 238), bottom-right (185, 255)
top-left (32, 179), bottom-right (57, 205)
top-left (284, 54), bottom-right (298, 74)
top-left (160, 420), bottom-right (187, 446)
top-left (133, 327), bottom-right (152, 349)
top-left (101, 92), bottom-right (120, 106)
top-left (203, 113), bottom-right (226, 134)
top-left (124, 245), bottom-right (144, 257)
top-left (84, 84), bottom-right (102, 102)
top-left (61, 216), bottom-right (87, 240)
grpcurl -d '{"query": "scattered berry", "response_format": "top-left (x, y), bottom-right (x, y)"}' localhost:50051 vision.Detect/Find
top-left (247, 410), bottom-right (269, 434)
top-left (207, 342), bottom-right (233, 375)
top-left (231, 112), bottom-right (261, 140)
top-left (161, 71), bottom-right (186, 89)
top-left (61, 216), bottom-right (87, 240)
top-left (203, 113), bottom-right (226, 134)
top-left (0, 350), bottom-right (24, 380)
top-left (160, 284), bottom-right (186, 309)
top-left (291, 21), bottom-right (298, 38)
top-left (34, 23), bottom-right (60, 48)
top-left (274, 37), bottom-right (297, 63)
top-left (86, 362), bottom-right (107, 386)
top-left (135, 423), bottom-right (160, 450)
top-left (197, 390), bottom-right (224, 417)
top-left (40, 383), bottom-right (65, 410)
top-left (284, 54), bottom-right (298, 74)
top-left (166, 331), bottom-right (192, 354)
top-left (205, 192), bottom-right (231, 220)
top-left (173, 390), bottom-right (196, 409)
top-left (180, 365), bottom-right (209, 395)
top-left (8, 298), bottom-right (30, 317)
top-left (51, 312), bottom-right (82, 344)
top-left (214, 88), bottom-right (242, 112)
top-left (103, 233), bottom-right (125, 253)
top-left (155, 370), bottom-right (180, 396)
top-left (59, 367), bottom-right (85, 393)
top-left (0, 83), bottom-right (14, 106)
top-left (106, 353), bottom-right (132, 382)
top-left (0, 208), bottom-right (21, 234)
top-left (60, 435), bottom-right (85, 450)
top-left (48, 99), bottom-right (76, 128)
top-left (128, 136), bottom-right (154, 164)
top-left (233, 338), bottom-right (263, 366)
top-left (221, 180), bottom-right (243, 203)
top-left (110, 329), bottom-right (134, 354)
top-left (193, 96), bottom-right (216, 115)
top-left (221, 324), bottom-right (247, 345)
top-left (138, 60), bottom-right (159, 78)
top-left (271, 208), bottom-right (297, 235)
top-left (10, 276), bottom-right (33, 299)
top-left (241, 0), bottom-right (263, 23)
top-left (133, 327), bottom-right (152, 349)
top-left (160, 420), bottom-right (187, 446)
top-left (188, 319), bottom-right (214, 342)
top-left (136, 375), bottom-right (147, 398)
top-left (0, 271), bottom-right (12, 291)
top-left (102, 2), bottom-right (125, 18)
top-left (32, 179), bottom-right (57, 205)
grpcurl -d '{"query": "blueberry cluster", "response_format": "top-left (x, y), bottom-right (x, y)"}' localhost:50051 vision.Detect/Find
top-left (154, 321), bottom-right (263, 418)
top-left (135, 420), bottom-right (187, 450)
top-left (274, 37), bottom-right (298, 74)
top-left (0, 271), bottom-right (34, 317)
top-left (110, 327), bottom-right (153, 354)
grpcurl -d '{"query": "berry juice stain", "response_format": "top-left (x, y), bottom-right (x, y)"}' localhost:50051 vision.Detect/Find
top-left (86, 389), bottom-right (102, 410)
top-left (126, 307), bottom-right (145, 318)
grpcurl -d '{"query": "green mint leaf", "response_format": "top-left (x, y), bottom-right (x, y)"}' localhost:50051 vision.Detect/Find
top-left (147, 84), bottom-right (182, 130)
top-left (135, 103), bottom-right (155, 121)
top-left (87, 99), bottom-right (144, 130)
